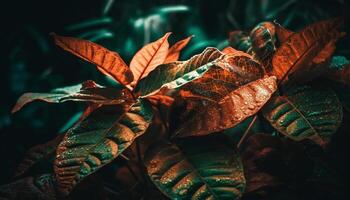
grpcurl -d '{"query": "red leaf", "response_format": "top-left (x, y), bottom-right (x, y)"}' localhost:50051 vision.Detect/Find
top-left (52, 33), bottom-right (133, 86)
top-left (164, 35), bottom-right (193, 63)
top-left (129, 32), bottom-right (172, 87)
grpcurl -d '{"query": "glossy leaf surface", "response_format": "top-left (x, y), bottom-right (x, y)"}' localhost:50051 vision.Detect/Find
top-left (54, 100), bottom-right (153, 195)
top-left (145, 136), bottom-right (245, 200)
top-left (52, 34), bottom-right (133, 85)
top-left (262, 85), bottom-right (342, 146)
top-left (175, 76), bottom-right (277, 137)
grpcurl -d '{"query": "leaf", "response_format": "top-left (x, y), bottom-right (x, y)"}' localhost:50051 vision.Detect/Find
top-left (144, 61), bottom-right (216, 98)
top-left (312, 41), bottom-right (335, 65)
top-left (221, 46), bottom-right (238, 54)
top-left (0, 174), bottom-right (57, 199)
top-left (250, 22), bottom-right (276, 60)
top-left (271, 18), bottom-right (343, 85)
top-left (228, 31), bottom-right (253, 54)
top-left (52, 34), bottom-right (133, 85)
top-left (14, 135), bottom-right (64, 178)
top-left (174, 76), bottom-right (277, 138)
top-left (129, 32), bottom-right (171, 86)
top-left (54, 100), bottom-right (153, 195)
top-left (262, 85), bottom-right (343, 146)
top-left (273, 22), bottom-right (294, 44)
top-left (144, 136), bottom-right (245, 200)
top-left (164, 35), bottom-right (193, 63)
top-left (329, 56), bottom-right (350, 70)
top-left (12, 81), bottom-right (131, 113)
top-left (177, 52), bottom-right (264, 101)
top-left (221, 47), bottom-right (253, 58)
top-left (136, 47), bottom-right (223, 96)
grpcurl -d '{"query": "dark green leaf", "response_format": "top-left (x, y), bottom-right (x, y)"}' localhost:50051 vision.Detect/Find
top-left (12, 80), bottom-right (131, 113)
top-left (54, 100), bottom-right (153, 195)
top-left (144, 136), bottom-right (245, 200)
top-left (262, 85), bottom-right (342, 146)
top-left (329, 56), bottom-right (350, 70)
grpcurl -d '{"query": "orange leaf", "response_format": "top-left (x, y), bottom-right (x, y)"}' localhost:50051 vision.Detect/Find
top-left (312, 41), bottom-right (336, 65)
top-left (221, 46), bottom-right (239, 54)
top-left (221, 46), bottom-right (253, 58)
top-left (52, 33), bottom-right (133, 86)
top-left (271, 18), bottom-right (343, 85)
top-left (273, 22), bottom-right (294, 44)
top-left (174, 76), bottom-right (277, 138)
top-left (164, 35), bottom-right (193, 63)
top-left (130, 32), bottom-right (172, 87)
top-left (146, 95), bottom-right (174, 107)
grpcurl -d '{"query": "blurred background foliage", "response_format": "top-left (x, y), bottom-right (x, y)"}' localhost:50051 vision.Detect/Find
top-left (1, 0), bottom-right (349, 186)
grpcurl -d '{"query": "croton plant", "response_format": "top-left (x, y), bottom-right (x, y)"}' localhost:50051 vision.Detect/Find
top-left (11, 18), bottom-right (350, 199)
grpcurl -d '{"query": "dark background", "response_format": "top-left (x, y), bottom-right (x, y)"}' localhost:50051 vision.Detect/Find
top-left (0, 0), bottom-right (349, 195)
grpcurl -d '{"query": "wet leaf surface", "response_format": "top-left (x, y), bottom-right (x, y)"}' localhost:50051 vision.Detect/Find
top-left (54, 100), bottom-right (153, 195)
top-left (144, 136), bottom-right (245, 200)
top-left (262, 85), bottom-right (342, 146)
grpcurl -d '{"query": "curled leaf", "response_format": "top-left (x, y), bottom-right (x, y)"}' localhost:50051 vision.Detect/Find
top-left (178, 52), bottom-right (264, 101)
top-left (54, 100), bottom-right (153, 195)
top-left (228, 31), bottom-right (253, 54)
top-left (129, 32), bottom-right (171, 86)
top-left (136, 47), bottom-right (223, 96)
top-left (262, 85), bottom-right (342, 146)
top-left (144, 136), bottom-right (245, 200)
top-left (52, 34), bottom-right (133, 85)
top-left (250, 22), bottom-right (276, 60)
top-left (12, 81), bottom-right (131, 113)
top-left (175, 76), bottom-right (277, 138)
top-left (164, 35), bottom-right (193, 63)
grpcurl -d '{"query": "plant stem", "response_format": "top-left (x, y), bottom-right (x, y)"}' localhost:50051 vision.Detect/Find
top-left (237, 115), bottom-right (258, 149)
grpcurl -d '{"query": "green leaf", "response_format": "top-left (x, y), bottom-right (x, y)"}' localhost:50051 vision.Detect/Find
top-left (174, 76), bottom-right (277, 138)
top-left (136, 47), bottom-right (223, 96)
top-left (144, 136), bottom-right (245, 200)
top-left (12, 80), bottom-right (131, 113)
top-left (262, 85), bottom-right (342, 146)
top-left (54, 100), bottom-right (153, 195)
top-left (329, 56), bottom-right (350, 70)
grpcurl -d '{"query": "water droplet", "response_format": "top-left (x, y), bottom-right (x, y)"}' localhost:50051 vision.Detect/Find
top-left (248, 105), bottom-right (255, 110)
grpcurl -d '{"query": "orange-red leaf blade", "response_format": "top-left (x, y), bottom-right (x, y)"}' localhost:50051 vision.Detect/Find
top-left (271, 18), bottom-right (343, 84)
top-left (175, 76), bottom-right (277, 138)
top-left (52, 33), bottom-right (133, 86)
top-left (130, 32), bottom-right (172, 86)
top-left (164, 35), bottom-right (193, 63)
